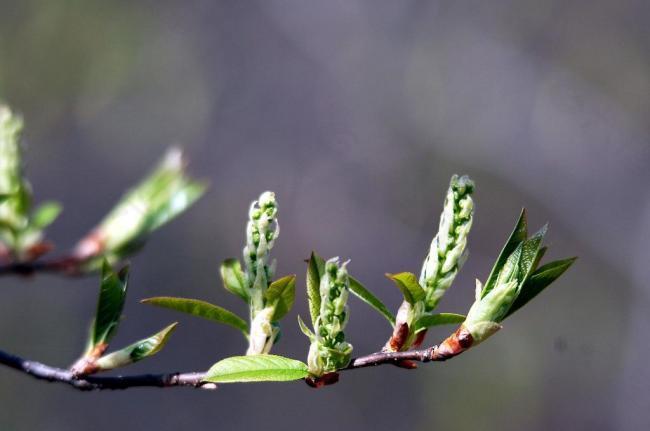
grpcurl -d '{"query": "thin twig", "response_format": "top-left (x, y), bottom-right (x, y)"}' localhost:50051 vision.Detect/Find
top-left (0, 348), bottom-right (212, 391)
top-left (0, 256), bottom-right (85, 276)
top-left (344, 347), bottom-right (438, 370)
top-left (1, 326), bottom-right (473, 390)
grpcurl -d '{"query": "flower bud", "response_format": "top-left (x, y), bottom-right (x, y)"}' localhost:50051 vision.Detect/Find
top-left (306, 258), bottom-right (353, 376)
top-left (0, 104), bottom-right (61, 261)
top-left (420, 174), bottom-right (474, 311)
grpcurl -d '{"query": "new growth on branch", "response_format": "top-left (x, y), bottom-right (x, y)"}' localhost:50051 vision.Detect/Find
top-left (0, 102), bottom-right (576, 391)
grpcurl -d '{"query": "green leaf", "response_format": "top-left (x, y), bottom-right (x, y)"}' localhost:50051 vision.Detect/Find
top-left (90, 261), bottom-right (129, 348)
top-left (516, 225), bottom-right (547, 286)
top-left (505, 257), bottom-right (577, 318)
top-left (532, 246), bottom-right (548, 271)
top-left (31, 201), bottom-right (62, 229)
top-left (220, 258), bottom-right (249, 302)
top-left (306, 252), bottom-right (325, 326)
top-left (146, 180), bottom-right (207, 232)
top-left (94, 322), bottom-right (178, 370)
top-left (386, 272), bottom-right (425, 304)
top-left (84, 148), bottom-right (206, 262)
top-left (204, 354), bottom-right (309, 383)
top-left (264, 275), bottom-right (296, 321)
top-left (348, 276), bottom-right (395, 326)
top-left (141, 297), bottom-right (248, 337)
top-left (414, 313), bottom-right (466, 333)
top-left (483, 209), bottom-right (528, 296)
top-left (297, 315), bottom-right (315, 339)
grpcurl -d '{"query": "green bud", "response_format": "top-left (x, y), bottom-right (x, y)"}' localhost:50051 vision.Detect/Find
top-left (0, 104), bottom-right (61, 261)
top-left (387, 175), bottom-right (474, 352)
top-left (306, 257), bottom-right (353, 376)
top-left (241, 191), bottom-right (287, 355)
top-left (73, 148), bottom-right (205, 265)
top-left (420, 174), bottom-right (475, 311)
top-left (243, 191), bottom-right (279, 300)
top-left (94, 323), bottom-right (177, 372)
top-left (463, 243), bottom-right (525, 343)
top-left (246, 306), bottom-right (278, 355)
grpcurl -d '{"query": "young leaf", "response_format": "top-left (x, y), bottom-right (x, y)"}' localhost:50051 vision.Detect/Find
top-left (30, 201), bottom-right (62, 229)
top-left (517, 225), bottom-right (548, 285)
top-left (94, 322), bottom-right (178, 370)
top-left (483, 209), bottom-right (528, 296)
top-left (348, 276), bottom-right (395, 326)
top-left (204, 354), bottom-right (309, 383)
top-left (533, 246), bottom-right (548, 271)
top-left (91, 261), bottom-right (129, 348)
top-left (145, 180), bottom-right (207, 233)
top-left (141, 297), bottom-right (248, 337)
top-left (386, 272), bottom-right (425, 305)
top-left (414, 313), bottom-right (466, 333)
top-left (264, 275), bottom-right (296, 321)
top-left (220, 258), bottom-right (249, 302)
top-left (505, 257), bottom-right (577, 318)
top-left (297, 315), bottom-right (315, 339)
top-left (73, 148), bottom-right (206, 264)
top-left (306, 252), bottom-right (325, 326)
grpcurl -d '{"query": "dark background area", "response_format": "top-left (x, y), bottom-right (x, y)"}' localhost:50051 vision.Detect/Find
top-left (0, 1), bottom-right (648, 430)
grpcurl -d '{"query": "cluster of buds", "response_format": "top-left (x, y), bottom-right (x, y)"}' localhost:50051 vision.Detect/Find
top-left (73, 148), bottom-right (206, 267)
top-left (305, 258), bottom-right (353, 378)
top-left (244, 191), bottom-right (281, 355)
top-left (143, 190), bottom-right (295, 357)
top-left (420, 174), bottom-right (474, 310)
top-left (0, 104), bottom-right (61, 262)
top-left (386, 175), bottom-right (474, 352)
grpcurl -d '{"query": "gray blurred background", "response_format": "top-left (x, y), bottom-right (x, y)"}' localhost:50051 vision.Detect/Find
top-left (0, 1), bottom-right (648, 430)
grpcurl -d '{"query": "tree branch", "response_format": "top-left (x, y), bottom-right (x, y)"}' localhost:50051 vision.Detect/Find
top-left (1, 327), bottom-right (473, 391)
top-left (0, 257), bottom-right (85, 276)
top-left (0, 348), bottom-right (212, 391)
top-left (344, 347), bottom-right (438, 370)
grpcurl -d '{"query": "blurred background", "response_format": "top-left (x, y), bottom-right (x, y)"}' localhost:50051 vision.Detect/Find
top-left (0, 0), bottom-right (648, 429)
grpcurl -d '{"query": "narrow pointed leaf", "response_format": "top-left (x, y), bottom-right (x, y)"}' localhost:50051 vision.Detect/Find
top-left (77, 148), bottom-right (207, 263)
top-left (265, 275), bottom-right (296, 321)
top-left (349, 276), bottom-right (395, 326)
top-left (483, 208), bottom-right (528, 296)
top-left (414, 313), bottom-right (466, 333)
top-left (91, 261), bottom-right (129, 347)
top-left (386, 272), bottom-right (425, 304)
top-left (533, 246), bottom-right (548, 271)
top-left (31, 201), bottom-right (62, 229)
top-left (306, 252), bottom-right (325, 326)
top-left (297, 315), bottom-right (315, 339)
top-left (204, 354), bottom-right (309, 383)
top-left (505, 257), bottom-right (577, 318)
top-left (94, 322), bottom-right (178, 370)
top-left (220, 258), bottom-right (249, 302)
top-left (141, 297), bottom-right (248, 337)
top-left (517, 225), bottom-right (548, 286)
top-left (146, 181), bottom-right (207, 232)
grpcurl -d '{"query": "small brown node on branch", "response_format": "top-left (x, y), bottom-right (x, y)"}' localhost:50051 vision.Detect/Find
top-left (432, 326), bottom-right (474, 361)
top-left (70, 343), bottom-right (108, 376)
top-left (385, 322), bottom-right (409, 352)
top-left (305, 372), bottom-right (340, 388)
